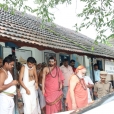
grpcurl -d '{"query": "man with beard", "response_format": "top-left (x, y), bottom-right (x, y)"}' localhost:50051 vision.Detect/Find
top-left (42, 56), bottom-right (64, 114)
top-left (19, 57), bottom-right (38, 114)
top-left (66, 65), bottom-right (88, 111)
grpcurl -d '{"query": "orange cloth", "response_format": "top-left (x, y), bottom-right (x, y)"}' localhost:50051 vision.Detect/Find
top-left (66, 78), bottom-right (88, 110)
top-left (44, 67), bottom-right (64, 114)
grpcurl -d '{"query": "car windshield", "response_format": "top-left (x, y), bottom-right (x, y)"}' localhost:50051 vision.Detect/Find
top-left (71, 92), bottom-right (114, 114)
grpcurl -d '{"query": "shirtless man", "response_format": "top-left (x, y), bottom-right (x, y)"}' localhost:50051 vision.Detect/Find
top-left (36, 63), bottom-right (42, 73)
top-left (42, 57), bottom-right (64, 114)
top-left (38, 62), bottom-right (46, 89)
top-left (19, 57), bottom-right (38, 114)
top-left (0, 56), bottom-right (18, 114)
top-left (37, 62), bottom-right (46, 113)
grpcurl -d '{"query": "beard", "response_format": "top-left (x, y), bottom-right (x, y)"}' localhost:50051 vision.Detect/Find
top-left (77, 74), bottom-right (83, 79)
top-left (49, 64), bottom-right (55, 67)
top-left (78, 75), bottom-right (83, 79)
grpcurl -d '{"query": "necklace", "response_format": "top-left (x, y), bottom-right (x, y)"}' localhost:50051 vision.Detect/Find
top-left (76, 75), bottom-right (87, 90)
top-left (2, 67), bottom-right (8, 76)
top-left (49, 66), bottom-right (58, 78)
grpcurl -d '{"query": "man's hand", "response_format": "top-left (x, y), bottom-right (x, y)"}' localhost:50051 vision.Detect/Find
top-left (26, 88), bottom-right (30, 95)
top-left (11, 80), bottom-right (18, 85)
top-left (42, 89), bottom-right (45, 95)
top-left (94, 92), bottom-right (98, 97)
top-left (87, 83), bottom-right (94, 89)
top-left (72, 103), bottom-right (77, 110)
top-left (35, 83), bottom-right (38, 90)
top-left (87, 84), bottom-right (91, 88)
top-left (59, 82), bottom-right (62, 91)
top-left (17, 90), bottom-right (22, 98)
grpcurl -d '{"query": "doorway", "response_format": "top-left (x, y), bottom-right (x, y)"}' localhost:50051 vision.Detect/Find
top-left (59, 54), bottom-right (70, 66)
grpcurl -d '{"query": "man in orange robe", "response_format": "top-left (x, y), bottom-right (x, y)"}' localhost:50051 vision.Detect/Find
top-left (42, 56), bottom-right (64, 114)
top-left (66, 65), bottom-right (88, 111)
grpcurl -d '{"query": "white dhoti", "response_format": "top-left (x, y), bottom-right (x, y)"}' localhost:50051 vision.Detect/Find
top-left (38, 87), bottom-right (46, 109)
top-left (21, 64), bottom-right (41, 114)
top-left (0, 93), bottom-right (14, 114)
top-left (21, 80), bottom-right (38, 114)
top-left (36, 90), bottom-right (41, 114)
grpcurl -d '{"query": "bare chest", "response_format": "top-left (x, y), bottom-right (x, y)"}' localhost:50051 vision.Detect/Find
top-left (28, 69), bottom-right (35, 81)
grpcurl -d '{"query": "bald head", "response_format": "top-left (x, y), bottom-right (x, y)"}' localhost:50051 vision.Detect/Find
top-left (76, 65), bottom-right (86, 78)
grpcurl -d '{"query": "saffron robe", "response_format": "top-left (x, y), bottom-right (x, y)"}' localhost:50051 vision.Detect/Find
top-left (44, 67), bottom-right (64, 114)
top-left (66, 77), bottom-right (88, 110)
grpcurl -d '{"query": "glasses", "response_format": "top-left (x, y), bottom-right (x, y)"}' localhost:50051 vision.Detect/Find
top-left (82, 72), bottom-right (86, 75)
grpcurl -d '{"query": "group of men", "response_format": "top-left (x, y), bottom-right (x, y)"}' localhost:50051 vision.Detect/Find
top-left (0, 55), bottom-right (113, 114)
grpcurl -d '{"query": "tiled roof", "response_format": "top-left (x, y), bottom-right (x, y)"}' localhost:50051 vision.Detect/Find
top-left (0, 9), bottom-right (114, 59)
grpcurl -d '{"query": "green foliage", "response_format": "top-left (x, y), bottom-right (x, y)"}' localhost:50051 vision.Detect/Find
top-left (0, 0), bottom-right (71, 23)
top-left (1, 0), bottom-right (114, 43)
top-left (0, 0), bottom-right (89, 51)
top-left (75, 0), bottom-right (114, 43)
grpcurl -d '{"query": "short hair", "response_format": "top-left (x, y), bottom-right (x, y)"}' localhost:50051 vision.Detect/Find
top-left (8, 54), bottom-right (13, 57)
top-left (34, 60), bottom-right (37, 64)
top-left (49, 56), bottom-right (56, 61)
top-left (70, 60), bottom-right (75, 63)
top-left (42, 62), bottom-right (46, 65)
top-left (16, 62), bottom-right (21, 66)
top-left (60, 63), bottom-right (63, 66)
top-left (27, 57), bottom-right (36, 64)
top-left (3, 56), bottom-right (15, 65)
top-left (63, 59), bottom-right (68, 62)
top-left (94, 64), bottom-right (98, 67)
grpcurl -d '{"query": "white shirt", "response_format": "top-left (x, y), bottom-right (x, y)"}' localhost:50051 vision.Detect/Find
top-left (84, 76), bottom-right (94, 103)
top-left (60, 65), bottom-right (74, 86)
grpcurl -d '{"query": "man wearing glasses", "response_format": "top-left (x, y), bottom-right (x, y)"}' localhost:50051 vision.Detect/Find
top-left (94, 71), bottom-right (113, 98)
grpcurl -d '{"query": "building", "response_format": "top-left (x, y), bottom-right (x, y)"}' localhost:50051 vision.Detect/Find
top-left (0, 9), bottom-right (114, 81)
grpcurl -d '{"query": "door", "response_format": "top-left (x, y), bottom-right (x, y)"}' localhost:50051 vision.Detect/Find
top-left (59, 54), bottom-right (70, 66)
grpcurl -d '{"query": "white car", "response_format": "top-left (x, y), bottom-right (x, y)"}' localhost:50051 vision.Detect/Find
top-left (55, 92), bottom-right (114, 114)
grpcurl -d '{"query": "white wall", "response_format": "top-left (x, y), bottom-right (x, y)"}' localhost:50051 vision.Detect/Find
top-left (84, 56), bottom-right (91, 76)
top-left (0, 42), bottom-right (5, 46)
top-left (0, 42), bottom-right (43, 63)
top-left (20, 47), bottom-right (43, 64)
top-left (20, 47), bottom-right (60, 65)
top-left (0, 42), bottom-right (60, 65)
